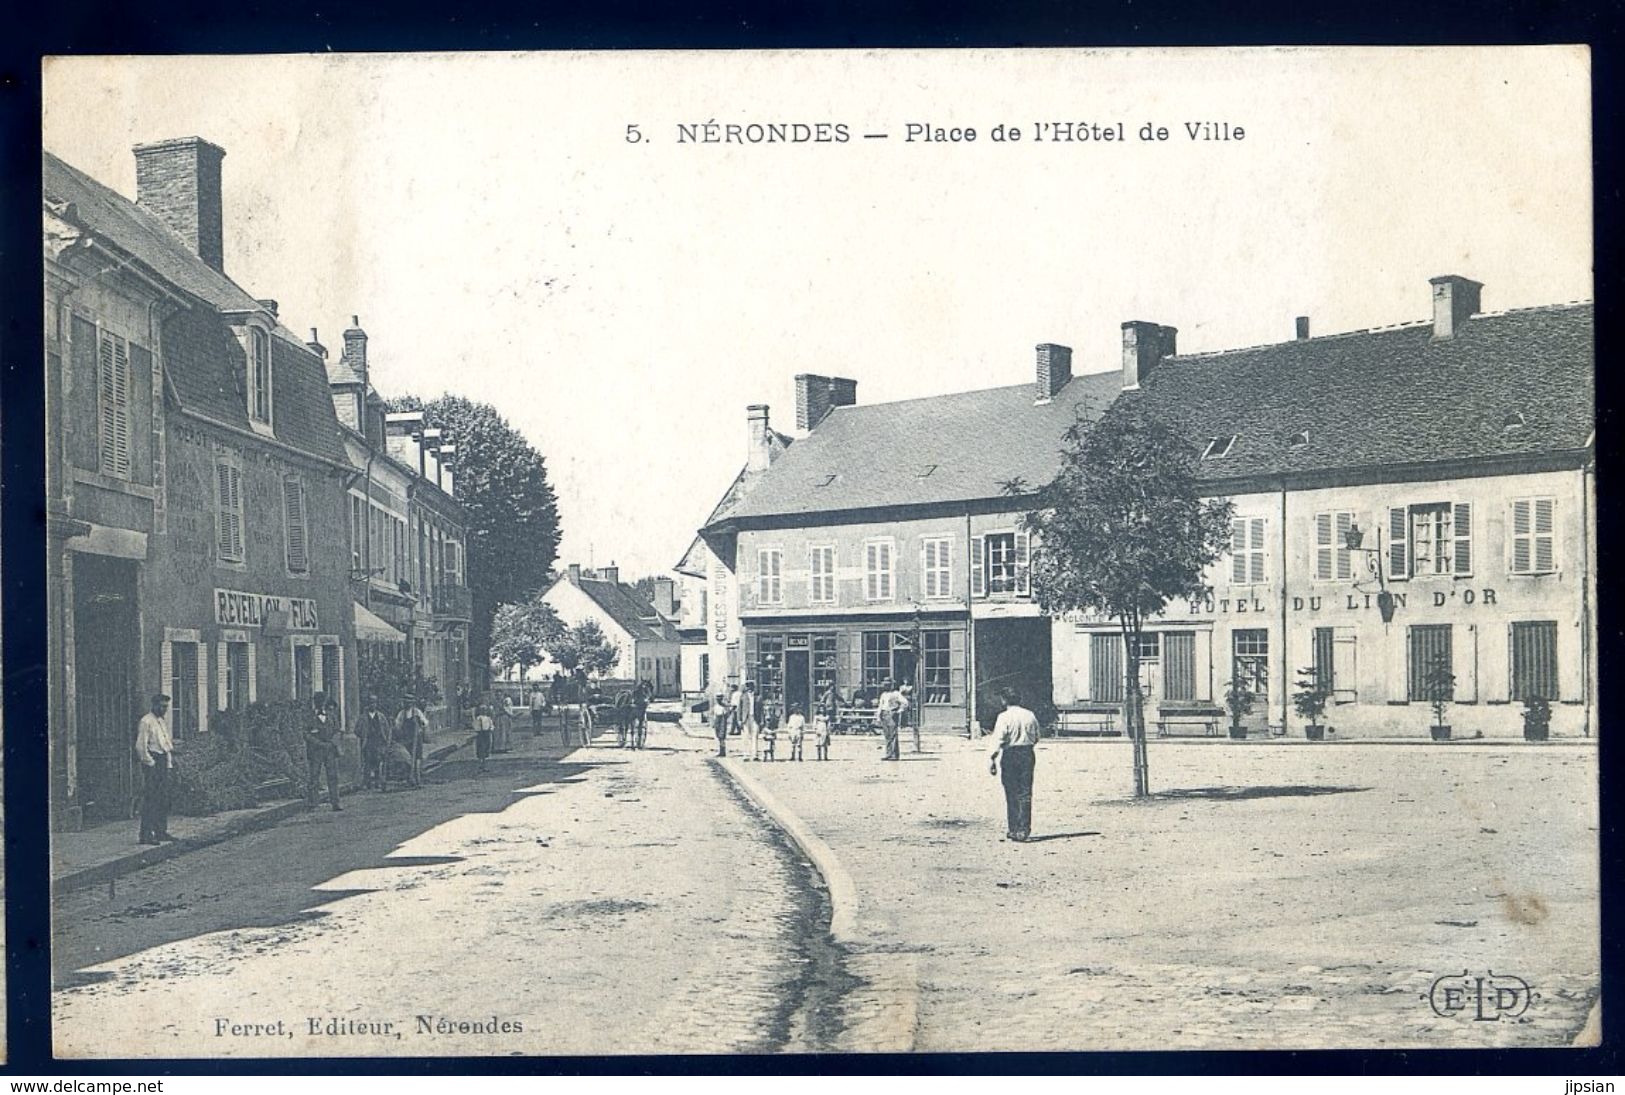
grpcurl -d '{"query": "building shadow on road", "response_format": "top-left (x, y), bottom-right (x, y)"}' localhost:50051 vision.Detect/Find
top-left (52, 753), bottom-right (603, 985)
top-left (1131, 784), bottom-right (1370, 803)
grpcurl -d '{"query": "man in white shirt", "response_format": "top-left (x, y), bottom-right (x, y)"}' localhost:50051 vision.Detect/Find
top-left (988, 688), bottom-right (1041, 842)
top-left (738, 681), bottom-right (760, 761)
top-left (134, 693), bottom-right (176, 845)
top-left (876, 679), bottom-right (905, 761)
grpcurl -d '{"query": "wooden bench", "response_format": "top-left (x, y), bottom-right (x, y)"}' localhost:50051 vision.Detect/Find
top-left (1155, 718), bottom-right (1220, 737)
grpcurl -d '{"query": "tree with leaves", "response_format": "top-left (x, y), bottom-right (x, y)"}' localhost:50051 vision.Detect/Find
top-left (391, 395), bottom-right (562, 688)
top-left (490, 595), bottom-right (566, 680)
top-left (546, 619), bottom-right (621, 679)
top-left (1019, 402), bottom-right (1234, 797)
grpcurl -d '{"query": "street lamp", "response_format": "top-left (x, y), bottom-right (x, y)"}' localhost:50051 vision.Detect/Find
top-left (1343, 523), bottom-right (1397, 623)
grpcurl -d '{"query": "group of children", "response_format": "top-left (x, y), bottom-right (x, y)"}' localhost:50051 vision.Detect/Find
top-left (710, 687), bottom-right (832, 761)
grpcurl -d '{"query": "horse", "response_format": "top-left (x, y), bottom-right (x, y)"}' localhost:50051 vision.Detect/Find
top-left (613, 690), bottom-right (635, 748)
top-left (631, 682), bottom-right (651, 749)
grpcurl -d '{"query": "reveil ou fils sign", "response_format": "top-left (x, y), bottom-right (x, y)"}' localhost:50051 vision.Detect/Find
top-left (214, 588), bottom-right (320, 630)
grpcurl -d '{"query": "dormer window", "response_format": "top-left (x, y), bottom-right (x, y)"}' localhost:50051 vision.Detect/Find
top-left (816, 474), bottom-right (838, 488)
top-left (1503, 412), bottom-right (1526, 432)
top-left (1203, 435), bottom-right (1237, 459)
top-left (916, 464), bottom-right (938, 478)
top-left (248, 326), bottom-right (273, 426)
top-left (1287, 430), bottom-right (1309, 449)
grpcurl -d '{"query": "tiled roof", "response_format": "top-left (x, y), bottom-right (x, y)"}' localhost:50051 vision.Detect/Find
top-left (717, 370), bottom-right (1124, 524)
top-left (1127, 304), bottom-right (1594, 483)
top-left (43, 151), bottom-right (345, 464)
top-left (569, 577), bottom-right (681, 643)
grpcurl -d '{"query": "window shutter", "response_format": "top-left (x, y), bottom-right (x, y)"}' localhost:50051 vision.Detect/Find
top-left (920, 540), bottom-right (933, 599)
top-left (1015, 532), bottom-right (1031, 596)
top-left (1388, 506), bottom-right (1409, 579)
top-left (246, 642), bottom-right (258, 703)
top-left (1248, 518), bottom-right (1266, 585)
top-left (880, 542), bottom-right (892, 600)
top-left (216, 642), bottom-right (229, 711)
top-left (1510, 499), bottom-right (1531, 573)
top-left (160, 640), bottom-right (174, 708)
top-left (864, 543), bottom-right (876, 600)
top-left (1335, 512), bottom-right (1354, 580)
top-left (312, 643), bottom-right (325, 696)
top-left (1332, 629), bottom-right (1358, 702)
top-left (970, 535), bottom-right (985, 598)
top-left (1452, 502), bottom-right (1472, 576)
top-left (1314, 513), bottom-right (1333, 580)
top-left (1534, 498), bottom-right (1555, 573)
top-left (196, 643), bottom-right (210, 733)
top-left (98, 331), bottom-right (132, 478)
top-left (283, 477), bottom-right (308, 572)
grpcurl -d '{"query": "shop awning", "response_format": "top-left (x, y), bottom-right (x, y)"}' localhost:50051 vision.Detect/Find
top-left (354, 601), bottom-right (407, 643)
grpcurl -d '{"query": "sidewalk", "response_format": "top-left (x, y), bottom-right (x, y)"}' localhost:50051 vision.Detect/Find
top-left (718, 735), bottom-right (1600, 1051)
top-left (52, 729), bottom-right (479, 893)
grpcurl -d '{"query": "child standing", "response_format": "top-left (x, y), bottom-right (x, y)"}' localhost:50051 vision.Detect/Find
top-left (786, 707), bottom-right (807, 761)
top-left (760, 714), bottom-right (778, 762)
top-left (474, 704), bottom-right (495, 768)
top-left (814, 711), bottom-right (832, 761)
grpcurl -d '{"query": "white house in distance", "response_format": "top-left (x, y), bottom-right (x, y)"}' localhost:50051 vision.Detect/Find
top-left (540, 564), bottom-right (682, 697)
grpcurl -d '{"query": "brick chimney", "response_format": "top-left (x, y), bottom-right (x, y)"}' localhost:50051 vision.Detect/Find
top-left (747, 405), bottom-right (774, 473)
top-left (1035, 343), bottom-right (1073, 403)
top-left (794, 374), bottom-right (859, 431)
top-left (343, 315), bottom-right (369, 383)
top-left (1121, 321), bottom-right (1178, 390)
top-left (385, 411), bottom-right (424, 472)
top-left (601, 564), bottom-right (619, 586)
top-left (438, 444), bottom-right (457, 498)
top-left (133, 137), bottom-right (226, 273)
top-left (1430, 275), bottom-right (1482, 340)
top-left (1295, 316), bottom-right (1311, 341)
top-left (306, 328), bottom-right (328, 360)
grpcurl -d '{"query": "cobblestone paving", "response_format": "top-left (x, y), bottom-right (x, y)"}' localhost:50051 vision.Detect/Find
top-left (54, 729), bottom-right (827, 1058)
top-left (738, 738), bottom-right (1599, 1051)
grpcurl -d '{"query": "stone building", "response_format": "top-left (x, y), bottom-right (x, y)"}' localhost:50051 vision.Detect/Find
top-left (540, 565), bottom-right (682, 697)
top-left (45, 139), bottom-right (357, 828)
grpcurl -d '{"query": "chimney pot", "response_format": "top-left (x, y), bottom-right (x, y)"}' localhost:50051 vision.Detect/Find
top-left (307, 327), bottom-right (328, 360)
top-left (747, 404), bottom-right (773, 473)
top-left (1121, 321), bottom-right (1178, 390)
top-left (602, 564), bottom-right (619, 586)
top-left (567, 564), bottom-right (582, 584)
top-left (133, 137), bottom-right (227, 273)
top-left (1295, 316), bottom-right (1310, 340)
top-left (1035, 343), bottom-right (1073, 402)
top-left (1430, 275), bottom-right (1483, 340)
top-left (343, 315), bottom-right (369, 377)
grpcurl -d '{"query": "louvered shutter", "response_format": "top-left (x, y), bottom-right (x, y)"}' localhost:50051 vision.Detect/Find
top-left (160, 641), bottom-right (173, 712)
top-left (1452, 502), bottom-right (1472, 576)
top-left (246, 642), bottom-right (258, 703)
top-left (98, 331), bottom-right (131, 478)
top-left (1164, 632), bottom-right (1196, 701)
top-left (1335, 512), bottom-right (1354, 580)
top-left (1511, 500), bottom-right (1531, 573)
top-left (1090, 633), bottom-right (1124, 703)
top-left (1534, 499), bottom-right (1555, 573)
top-left (970, 536), bottom-right (985, 598)
top-left (1388, 507), bottom-right (1409, 580)
top-left (312, 642), bottom-right (324, 696)
top-left (920, 540), bottom-right (933, 599)
top-left (216, 642), bottom-right (229, 710)
top-left (879, 542), bottom-right (892, 600)
top-left (196, 643), bottom-right (210, 733)
top-left (284, 477), bottom-right (308, 572)
top-left (1015, 532), bottom-right (1031, 596)
top-left (1314, 513), bottom-right (1333, 580)
top-left (1231, 519), bottom-right (1248, 584)
top-left (1248, 518), bottom-right (1266, 584)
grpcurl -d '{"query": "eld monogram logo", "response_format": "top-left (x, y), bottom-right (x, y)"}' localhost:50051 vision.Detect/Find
top-left (1424, 971), bottom-right (1540, 1022)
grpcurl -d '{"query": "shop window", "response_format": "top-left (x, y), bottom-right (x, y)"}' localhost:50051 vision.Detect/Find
top-left (813, 635), bottom-right (838, 701)
top-left (1510, 621), bottom-right (1558, 701)
top-left (862, 631), bottom-right (892, 692)
top-left (1510, 498), bottom-right (1557, 575)
top-left (1232, 628), bottom-right (1270, 697)
top-left (221, 641), bottom-right (252, 711)
top-left (922, 630), bottom-right (952, 704)
top-left (755, 634), bottom-right (785, 708)
top-left (1407, 624), bottom-right (1452, 702)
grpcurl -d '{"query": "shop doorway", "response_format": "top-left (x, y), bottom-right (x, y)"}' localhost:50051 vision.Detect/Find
top-left (973, 617), bottom-right (1052, 730)
top-left (784, 647), bottom-right (812, 718)
top-left (72, 553), bottom-right (140, 825)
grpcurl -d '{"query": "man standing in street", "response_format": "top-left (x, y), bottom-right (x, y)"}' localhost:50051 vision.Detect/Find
top-left (738, 681), bottom-right (761, 761)
top-left (877, 678), bottom-right (902, 761)
top-left (304, 691), bottom-right (342, 812)
top-left (989, 688), bottom-right (1041, 842)
top-left (135, 693), bottom-right (176, 845)
top-left (711, 691), bottom-right (731, 757)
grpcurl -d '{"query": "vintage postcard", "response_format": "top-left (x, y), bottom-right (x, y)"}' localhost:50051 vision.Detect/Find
top-left (42, 47), bottom-right (1595, 1057)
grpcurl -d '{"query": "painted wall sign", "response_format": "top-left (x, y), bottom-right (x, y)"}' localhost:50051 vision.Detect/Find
top-left (214, 587), bottom-right (319, 630)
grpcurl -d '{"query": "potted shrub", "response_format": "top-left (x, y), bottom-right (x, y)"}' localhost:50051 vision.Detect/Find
top-left (1423, 654), bottom-right (1456, 741)
top-left (1293, 665), bottom-right (1331, 741)
top-left (1224, 672), bottom-right (1255, 740)
top-left (1521, 695), bottom-right (1552, 742)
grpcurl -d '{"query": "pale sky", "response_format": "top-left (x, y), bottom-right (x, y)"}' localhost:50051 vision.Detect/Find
top-left (43, 48), bottom-right (1592, 580)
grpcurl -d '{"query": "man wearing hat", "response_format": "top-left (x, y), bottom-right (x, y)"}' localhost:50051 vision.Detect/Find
top-left (304, 691), bottom-right (342, 811)
top-left (876, 678), bottom-right (903, 761)
top-left (134, 693), bottom-right (176, 845)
